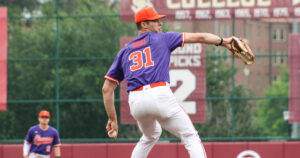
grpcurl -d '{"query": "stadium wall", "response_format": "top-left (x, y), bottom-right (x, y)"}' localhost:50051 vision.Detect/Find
top-left (1, 142), bottom-right (300, 158)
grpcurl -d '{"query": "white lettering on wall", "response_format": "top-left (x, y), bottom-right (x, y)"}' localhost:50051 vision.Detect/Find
top-left (175, 10), bottom-right (192, 19)
top-left (167, 0), bottom-right (180, 9)
top-left (235, 8), bottom-right (251, 18)
top-left (273, 8), bottom-right (289, 17)
top-left (253, 8), bottom-right (270, 17)
top-left (227, 0), bottom-right (240, 7)
top-left (212, 0), bottom-right (225, 8)
top-left (182, 0), bottom-right (195, 8)
top-left (293, 0), bottom-right (300, 5)
top-left (166, 0), bottom-right (272, 9)
top-left (170, 56), bottom-right (201, 67)
top-left (195, 10), bottom-right (212, 19)
top-left (197, 0), bottom-right (211, 8)
top-left (241, 0), bottom-right (255, 7)
top-left (170, 69), bottom-right (197, 114)
top-left (215, 9), bottom-right (231, 18)
top-left (131, 0), bottom-right (153, 13)
top-left (257, 0), bottom-right (271, 7)
top-left (295, 8), bottom-right (300, 16)
top-left (173, 44), bottom-right (202, 54)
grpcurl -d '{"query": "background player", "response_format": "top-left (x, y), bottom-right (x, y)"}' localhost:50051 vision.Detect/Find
top-left (102, 7), bottom-right (233, 158)
top-left (23, 110), bottom-right (61, 158)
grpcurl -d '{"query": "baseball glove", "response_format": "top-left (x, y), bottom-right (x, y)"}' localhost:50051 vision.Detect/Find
top-left (231, 37), bottom-right (255, 65)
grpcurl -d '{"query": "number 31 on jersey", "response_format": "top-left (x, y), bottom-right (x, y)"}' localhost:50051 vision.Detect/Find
top-left (129, 47), bottom-right (154, 71)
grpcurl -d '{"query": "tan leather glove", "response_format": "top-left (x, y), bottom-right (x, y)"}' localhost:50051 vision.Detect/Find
top-left (231, 37), bottom-right (255, 65)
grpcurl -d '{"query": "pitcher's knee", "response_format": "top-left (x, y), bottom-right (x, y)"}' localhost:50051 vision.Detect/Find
top-left (141, 128), bottom-right (162, 143)
top-left (181, 131), bottom-right (200, 145)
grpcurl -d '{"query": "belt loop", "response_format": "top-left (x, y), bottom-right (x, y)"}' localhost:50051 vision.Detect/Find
top-left (143, 85), bottom-right (151, 90)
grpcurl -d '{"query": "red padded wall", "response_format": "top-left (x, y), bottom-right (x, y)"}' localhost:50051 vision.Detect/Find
top-left (2, 144), bottom-right (22, 158)
top-left (0, 145), bottom-right (2, 158)
top-left (248, 142), bottom-right (283, 158)
top-left (148, 143), bottom-right (177, 158)
top-left (213, 142), bottom-right (247, 158)
top-left (177, 142), bottom-right (212, 158)
top-left (284, 142), bottom-right (300, 158)
top-left (107, 143), bottom-right (135, 158)
top-left (59, 144), bottom-right (72, 158)
top-left (203, 142), bottom-right (213, 158)
top-left (177, 143), bottom-right (190, 158)
top-left (73, 144), bottom-right (107, 158)
top-left (2, 141), bottom-right (300, 158)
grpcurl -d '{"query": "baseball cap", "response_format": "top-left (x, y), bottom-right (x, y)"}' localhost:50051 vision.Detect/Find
top-left (135, 7), bottom-right (166, 23)
top-left (39, 110), bottom-right (50, 118)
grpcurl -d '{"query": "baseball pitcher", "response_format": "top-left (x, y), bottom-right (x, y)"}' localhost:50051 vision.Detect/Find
top-left (23, 110), bottom-right (61, 158)
top-left (102, 7), bottom-right (234, 158)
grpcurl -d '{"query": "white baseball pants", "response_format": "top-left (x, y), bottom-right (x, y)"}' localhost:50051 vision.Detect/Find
top-left (128, 84), bottom-right (207, 158)
top-left (29, 152), bottom-right (50, 158)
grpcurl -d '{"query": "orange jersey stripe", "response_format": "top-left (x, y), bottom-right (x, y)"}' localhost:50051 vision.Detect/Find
top-left (104, 75), bottom-right (120, 85)
top-left (181, 32), bottom-right (185, 47)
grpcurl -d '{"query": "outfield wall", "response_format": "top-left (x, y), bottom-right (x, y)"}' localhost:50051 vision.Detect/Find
top-left (1, 142), bottom-right (300, 158)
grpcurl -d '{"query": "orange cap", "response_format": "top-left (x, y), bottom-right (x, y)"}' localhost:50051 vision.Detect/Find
top-left (135, 7), bottom-right (166, 23)
top-left (39, 110), bottom-right (50, 118)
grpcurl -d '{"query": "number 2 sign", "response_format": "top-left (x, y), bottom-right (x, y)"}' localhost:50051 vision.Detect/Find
top-left (120, 37), bottom-right (206, 124)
